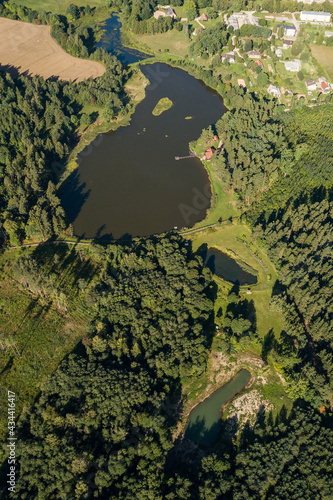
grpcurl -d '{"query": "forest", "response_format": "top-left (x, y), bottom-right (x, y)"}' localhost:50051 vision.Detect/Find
top-left (1, 237), bottom-right (332, 499)
top-left (0, 52), bottom-right (127, 245)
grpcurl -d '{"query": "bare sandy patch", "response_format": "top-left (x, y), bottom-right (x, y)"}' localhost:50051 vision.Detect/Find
top-left (0, 17), bottom-right (105, 81)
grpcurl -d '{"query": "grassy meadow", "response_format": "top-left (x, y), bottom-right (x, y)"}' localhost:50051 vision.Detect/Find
top-left (14, 0), bottom-right (106, 14)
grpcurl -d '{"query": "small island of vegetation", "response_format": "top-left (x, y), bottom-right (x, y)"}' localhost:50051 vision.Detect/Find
top-left (152, 97), bottom-right (173, 116)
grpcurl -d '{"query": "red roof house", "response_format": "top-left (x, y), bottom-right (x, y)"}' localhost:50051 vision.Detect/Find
top-left (201, 13), bottom-right (208, 21)
top-left (214, 134), bottom-right (219, 141)
top-left (255, 60), bottom-right (264, 68)
top-left (321, 81), bottom-right (329, 93)
top-left (205, 147), bottom-right (215, 160)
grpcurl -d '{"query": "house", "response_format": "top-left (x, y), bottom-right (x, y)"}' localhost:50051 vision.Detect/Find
top-left (305, 78), bottom-right (317, 91)
top-left (320, 81), bottom-right (330, 93)
top-left (165, 7), bottom-right (177, 18)
top-left (267, 84), bottom-right (281, 97)
top-left (201, 13), bottom-right (208, 21)
top-left (214, 134), bottom-right (219, 141)
top-left (285, 59), bottom-right (301, 72)
top-left (300, 11), bottom-right (331, 23)
top-left (228, 15), bottom-right (239, 30)
top-left (247, 50), bottom-right (261, 58)
top-left (204, 147), bottom-right (215, 160)
top-left (237, 78), bottom-right (246, 88)
top-left (255, 60), bottom-right (264, 68)
top-left (275, 48), bottom-right (283, 57)
top-left (277, 24), bottom-right (296, 37)
top-left (221, 52), bottom-right (235, 63)
top-left (283, 40), bottom-right (293, 49)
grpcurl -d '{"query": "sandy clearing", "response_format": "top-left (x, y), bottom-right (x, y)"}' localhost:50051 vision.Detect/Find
top-left (0, 17), bottom-right (105, 81)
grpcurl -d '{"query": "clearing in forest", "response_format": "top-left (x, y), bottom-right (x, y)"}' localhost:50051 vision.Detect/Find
top-left (0, 17), bottom-right (105, 81)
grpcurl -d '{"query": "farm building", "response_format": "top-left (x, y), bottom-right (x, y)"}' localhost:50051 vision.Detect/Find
top-left (277, 25), bottom-right (296, 37)
top-left (285, 59), bottom-right (301, 72)
top-left (305, 79), bottom-right (317, 91)
top-left (300, 11), bottom-right (331, 22)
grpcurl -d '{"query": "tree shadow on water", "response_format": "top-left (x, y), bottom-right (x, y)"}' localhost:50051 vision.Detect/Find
top-left (60, 170), bottom-right (90, 224)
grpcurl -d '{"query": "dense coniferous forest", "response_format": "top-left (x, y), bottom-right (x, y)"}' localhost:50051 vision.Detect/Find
top-left (7, 235), bottom-right (215, 499)
top-left (0, 56), bottom-right (127, 244)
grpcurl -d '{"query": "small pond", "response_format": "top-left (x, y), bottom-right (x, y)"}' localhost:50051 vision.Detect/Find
top-left (185, 369), bottom-right (251, 447)
top-left (202, 248), bottom-right (257, 285)
top-left (95, 14), bottom-right (150, 64)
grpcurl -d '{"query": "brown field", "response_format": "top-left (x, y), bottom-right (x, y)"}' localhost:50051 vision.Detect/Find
top-left (0, 17), bottom-right (105, 81)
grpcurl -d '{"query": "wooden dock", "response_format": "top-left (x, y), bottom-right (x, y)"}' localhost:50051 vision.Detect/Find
top-left (175, 153), bottom-right (198, 160)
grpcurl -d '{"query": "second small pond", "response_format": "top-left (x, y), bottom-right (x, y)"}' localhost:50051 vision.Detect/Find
top-left (185, 369), bottom-right (251, 447)
top-left (202, 248), bottom-right (257, 285)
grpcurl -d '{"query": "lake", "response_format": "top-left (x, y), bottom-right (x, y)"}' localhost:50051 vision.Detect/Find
top-left (185, 369), bottom-right (251, 447)
top-left (61, 63), bottom-right (225, 240)
top-left (202, 248), bottom-right (257, 285)
top-left (95, 14), bottom-right (150, 65)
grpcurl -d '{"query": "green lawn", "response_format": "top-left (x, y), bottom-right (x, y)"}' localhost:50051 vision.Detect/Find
top-left (15, 0), bottom-right (105, 14)
top-left (188, 222), bottom-right (284, 339)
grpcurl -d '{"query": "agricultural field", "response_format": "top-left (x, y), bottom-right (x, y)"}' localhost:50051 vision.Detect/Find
top-left (311, 44), bottom-right (333, 80)
top-left (0, 17), bottom-right (105, 81)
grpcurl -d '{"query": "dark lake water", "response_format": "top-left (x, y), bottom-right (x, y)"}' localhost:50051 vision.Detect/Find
top-left (185, 369), bottom-right (251, 447)
top-left (95, 14), bottom-right (150, 65)
top-left (202, 248), bottom-right (257, 285)
top-left (61, 63), bottom-right (225, 240)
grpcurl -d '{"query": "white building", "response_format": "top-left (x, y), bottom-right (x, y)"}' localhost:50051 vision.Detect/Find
top-left (228, 15), bottom-right (239, 30)
top-left (275, 49), bottom-right (283, 57)
top-left (277, 24), bottom-right (297, 37)
top-left (285, 59), bottom-right (301, 72)
top-left (298, 0), bottom-right (325, 3)
top-left (325, 31), bottom-right (333, 37)
top-left (267, 84), bottom-right (281, 97)
top-left (300, 11), bottom-right (331, 23)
